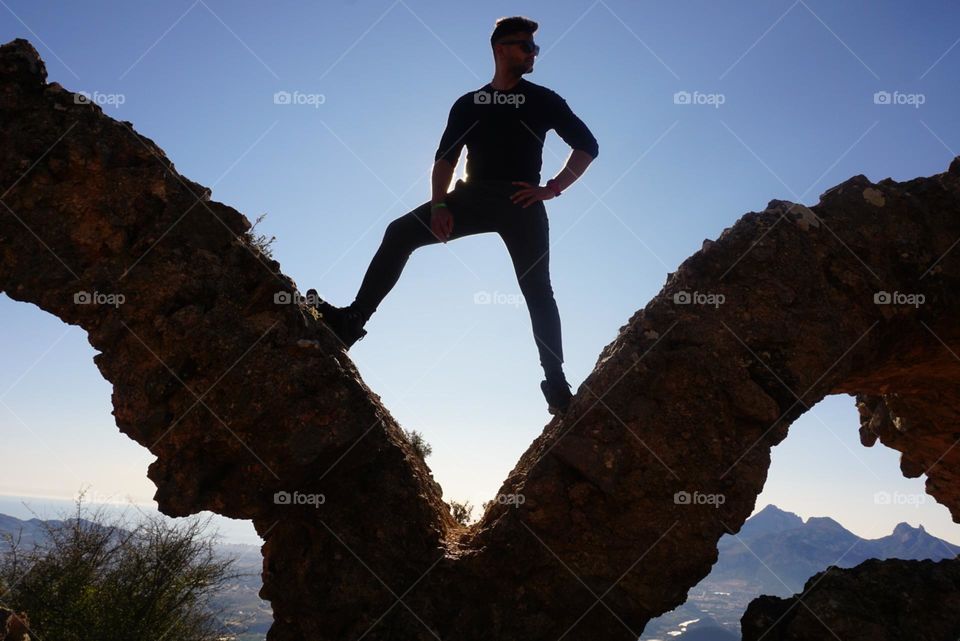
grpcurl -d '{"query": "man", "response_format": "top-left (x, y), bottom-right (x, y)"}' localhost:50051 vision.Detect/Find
top-left (311, 16), bottom-right (598, 414)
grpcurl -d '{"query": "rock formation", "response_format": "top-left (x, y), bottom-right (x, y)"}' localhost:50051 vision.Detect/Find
top-left (741, 557), bottom-right (960, 640)
top-left (2, 37), bottom-right (959, 640)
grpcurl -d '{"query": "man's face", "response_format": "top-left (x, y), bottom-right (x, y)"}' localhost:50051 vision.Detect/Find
top-left (496, 32), bottom-right (537, 75)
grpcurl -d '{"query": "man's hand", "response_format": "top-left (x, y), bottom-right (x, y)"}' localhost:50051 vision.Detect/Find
top-left (431, 206), bottom-right (453, 242)
top-left (511, 181), bottom-right (556, 208)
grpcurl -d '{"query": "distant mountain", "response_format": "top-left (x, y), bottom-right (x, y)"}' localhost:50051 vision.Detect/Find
top-left (0, 513), bottom-right (70, 548)
top-left (712, 505), bottom-right (960, 596)
top-left (735, 504), bottom-right (804, 539)
top-left (873, 521), bottom-right (958, 559)
top-left (641, 505), bottom-right (960, 639)
top-left (0, 512), bottom-right (262, 555)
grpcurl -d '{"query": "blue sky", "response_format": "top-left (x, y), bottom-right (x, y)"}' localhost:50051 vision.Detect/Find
top-left (1, 1), bottom-right (958, 546)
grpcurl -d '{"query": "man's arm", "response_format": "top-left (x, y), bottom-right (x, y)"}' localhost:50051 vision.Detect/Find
top-left (511, 93), bottom-right (597, 208)
top-left (430, 96), bottom-right (473, 242)
top-left (433, 96), bottom-right (473, 204)
top-left (431, 158), bottom-right (456, 205)
top-left (548, 91), bottom-right (599, 193)
top-left (549, 149), bottom-right (594, 194)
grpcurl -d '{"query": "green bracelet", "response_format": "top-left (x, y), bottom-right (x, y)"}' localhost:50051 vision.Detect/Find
top-left (431, 202), bottom-right (448, 210)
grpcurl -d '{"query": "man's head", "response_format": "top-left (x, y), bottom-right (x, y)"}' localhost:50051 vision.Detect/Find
top-left (490, 16), bottom-right (539, 76)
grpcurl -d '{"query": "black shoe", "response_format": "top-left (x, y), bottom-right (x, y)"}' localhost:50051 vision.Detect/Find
top-left (306, 289), bottom-right (368, 350)
top-left (541, 372), bottom-right (573, 415)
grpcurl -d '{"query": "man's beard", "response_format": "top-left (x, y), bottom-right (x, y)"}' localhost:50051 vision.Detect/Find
top-left (512, 61), bottom-right (532, 76)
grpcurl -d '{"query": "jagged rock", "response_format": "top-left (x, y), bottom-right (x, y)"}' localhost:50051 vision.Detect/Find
top-left (741, 558), bottom-right (960, 640)
top-left (2, 37), bottom-right (960, 640)
top-left (857, 390), bottom-right (960, 513)
top-left (0, 608), bottom-right (30, 641)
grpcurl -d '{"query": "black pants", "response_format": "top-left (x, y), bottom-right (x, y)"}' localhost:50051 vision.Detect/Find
top-left (351, 178), bottom-right (563, 375)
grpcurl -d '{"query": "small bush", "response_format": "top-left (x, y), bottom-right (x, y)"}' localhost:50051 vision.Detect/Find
top-left (246, 213), bottom-right (276, 259)
top-left (403, 429), bottom-right (433, 459)
top-left (0, 490), bottom-right (245, 641)
top-left (449, 500), bottom-right (474, 526)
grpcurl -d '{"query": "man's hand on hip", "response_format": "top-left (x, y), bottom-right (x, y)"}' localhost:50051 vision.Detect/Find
top-left (511, 181), bottom-right (556, 208)
top-left (431, 206), bottom-right (454, 242)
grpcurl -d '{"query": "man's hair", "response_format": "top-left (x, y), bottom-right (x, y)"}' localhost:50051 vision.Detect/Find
top-left (490, 16), bottom-right (538, 49)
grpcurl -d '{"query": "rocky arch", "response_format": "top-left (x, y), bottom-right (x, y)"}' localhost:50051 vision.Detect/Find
top-left (2, 38), bottom-right (959, 640)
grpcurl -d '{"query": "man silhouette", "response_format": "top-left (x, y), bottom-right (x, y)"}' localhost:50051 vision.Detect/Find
top-left (312, 16), bottom-right (598, 414)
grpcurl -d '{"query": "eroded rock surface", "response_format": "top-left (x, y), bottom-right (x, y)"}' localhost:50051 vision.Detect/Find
top-left (3, 38), bottom-right (960, 640)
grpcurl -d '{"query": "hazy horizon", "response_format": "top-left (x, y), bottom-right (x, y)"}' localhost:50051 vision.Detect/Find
top-left (1, 492), bottom-right (957, 549)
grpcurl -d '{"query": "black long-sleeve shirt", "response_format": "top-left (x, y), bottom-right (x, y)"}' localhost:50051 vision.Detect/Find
top-left (435, 78), bottom-right (598, 184)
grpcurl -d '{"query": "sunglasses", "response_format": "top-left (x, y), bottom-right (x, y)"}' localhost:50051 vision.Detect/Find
top-left (498, 39), bottom-right (540, 55)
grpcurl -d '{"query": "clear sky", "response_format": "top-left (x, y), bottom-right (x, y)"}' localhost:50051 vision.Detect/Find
top-left (1, 1), bottom-right (959, 546)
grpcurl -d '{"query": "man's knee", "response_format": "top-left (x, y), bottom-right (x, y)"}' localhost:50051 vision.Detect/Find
top-left (518, 274), bottom-right (555, 302)
top-left (383, 217), bottom-right (420, 253)
top-left (386, 208), bottom-right (435, 247)
top-left (384, 216), bottom-right (410, 240)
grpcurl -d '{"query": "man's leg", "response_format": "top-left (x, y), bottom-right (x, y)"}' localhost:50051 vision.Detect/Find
top-left (350, 180), bottom-right (494, 320)
top-left (498, 201), bottom-right (564, 378)
top-left (349, 201), bottom-right (433, 320)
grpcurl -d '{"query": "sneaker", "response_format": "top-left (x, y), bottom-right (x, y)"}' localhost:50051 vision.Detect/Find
top-left (306, 289), bottom-right (368, 350)
top-left (540, 372), bottom-right (573, 415)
